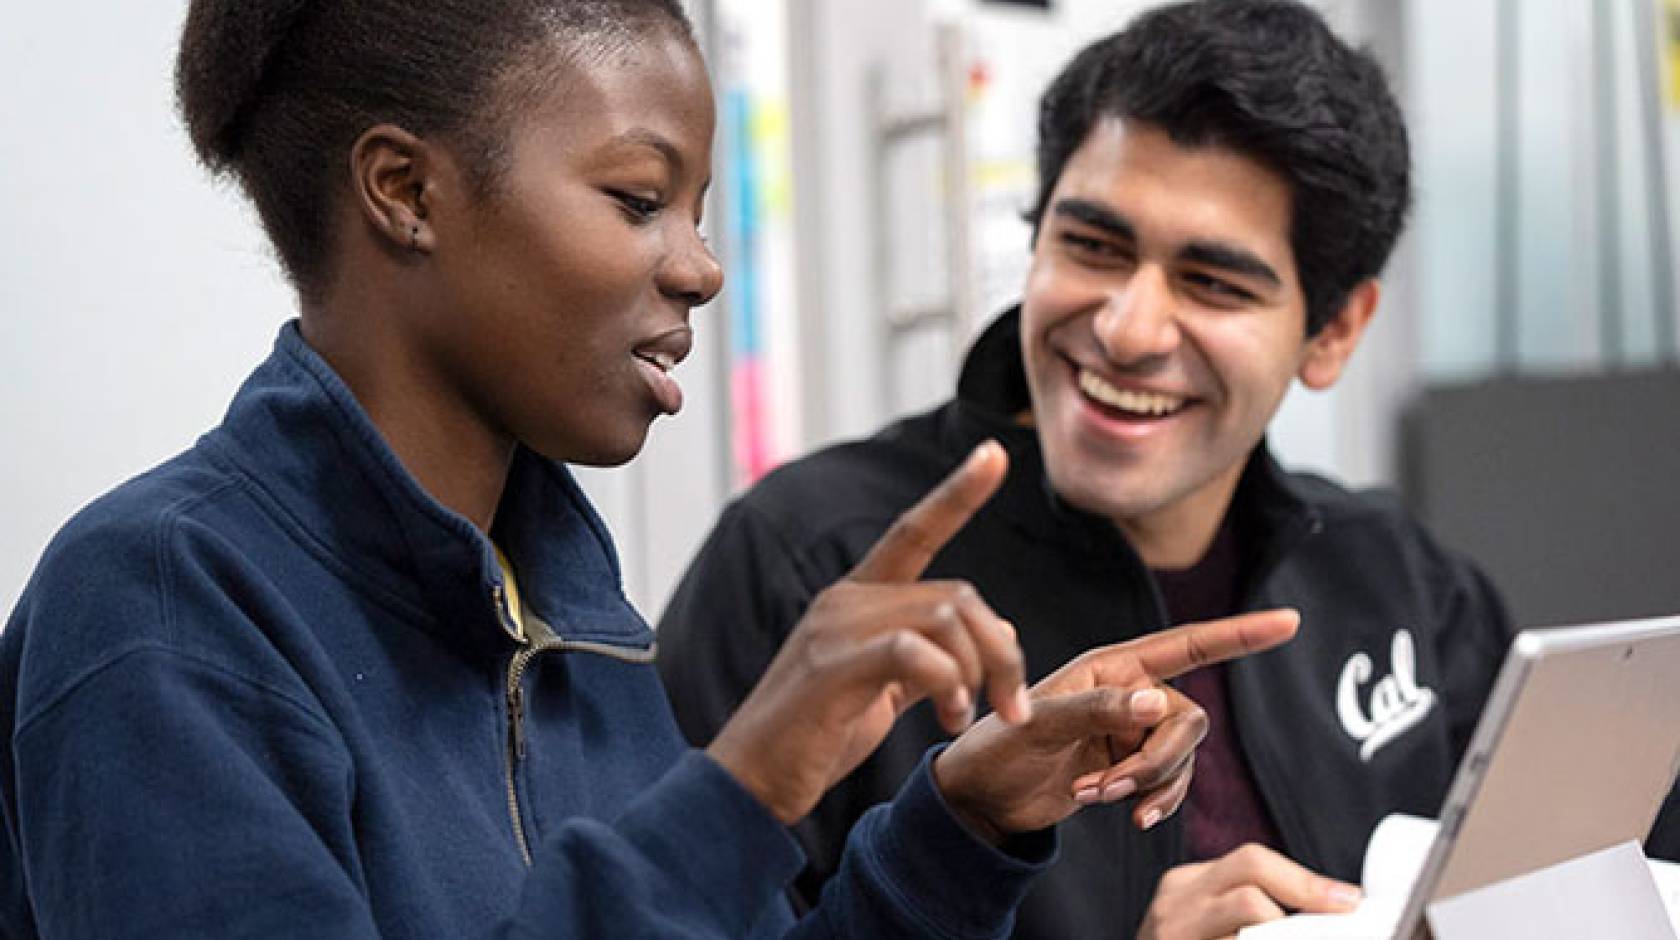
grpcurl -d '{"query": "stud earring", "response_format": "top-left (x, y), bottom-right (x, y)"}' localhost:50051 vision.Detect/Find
top-left (409, 225), bottom-right (420, 252)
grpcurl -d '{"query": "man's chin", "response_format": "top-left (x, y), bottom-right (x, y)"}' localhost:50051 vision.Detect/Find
top-left (1043, 466), bottom-right (1159, 525)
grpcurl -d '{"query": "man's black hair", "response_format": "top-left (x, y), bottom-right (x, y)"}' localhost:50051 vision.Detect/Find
top-left (1026, 0), bottom-right (1411, 335)
top-left (175, 0), bottom-right (692, 300)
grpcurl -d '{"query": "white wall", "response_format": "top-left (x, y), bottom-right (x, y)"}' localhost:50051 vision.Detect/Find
top-left (1408, 0), bottom-right (1680, 377)
top-left (0, 3), bottom-right (292, 614)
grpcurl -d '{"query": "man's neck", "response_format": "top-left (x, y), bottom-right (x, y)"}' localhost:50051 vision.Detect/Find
top-left (1114, 462), bottom-right (1245, 570)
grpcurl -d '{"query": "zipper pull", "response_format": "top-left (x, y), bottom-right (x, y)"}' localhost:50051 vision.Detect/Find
top-left (508, 683), bottom-right (528, 762)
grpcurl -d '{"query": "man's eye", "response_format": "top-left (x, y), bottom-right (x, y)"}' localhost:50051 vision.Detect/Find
top-left (1185, 271), bottom-right (1254, 303)
top-left (1059, 231), bottom-right (1120, 258)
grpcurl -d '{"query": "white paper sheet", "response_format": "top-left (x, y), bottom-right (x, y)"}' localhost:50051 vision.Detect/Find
top-left (1237, 816), bottom-right (1680, 939)
top-left (1427, 841), bottom-right (1675, 939)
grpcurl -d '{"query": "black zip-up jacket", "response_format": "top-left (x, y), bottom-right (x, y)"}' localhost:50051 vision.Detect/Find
top-left (658, 308), bottom-right (1516, 938)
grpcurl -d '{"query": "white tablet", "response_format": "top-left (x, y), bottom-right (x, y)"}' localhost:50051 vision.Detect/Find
top-left (1393, 613), bottom-right (1680, 939)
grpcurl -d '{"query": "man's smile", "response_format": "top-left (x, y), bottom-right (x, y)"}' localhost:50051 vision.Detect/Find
top-left (1075, 367), bottom-right (1189, 419)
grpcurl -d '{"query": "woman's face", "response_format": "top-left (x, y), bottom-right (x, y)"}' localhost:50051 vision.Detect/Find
top-left (422, 29), bottom-right (720, 467)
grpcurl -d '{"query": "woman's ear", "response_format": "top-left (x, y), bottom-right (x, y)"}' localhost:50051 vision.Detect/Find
top-left (350, 124), bottom-right (436, 256)
top-left (1298, 279), bottom-right (1380, 390)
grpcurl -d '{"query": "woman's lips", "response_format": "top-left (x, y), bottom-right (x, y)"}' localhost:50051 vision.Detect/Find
top-left (635, 351), bottom-right (683, 414)
top-left (632, 326), bottom-right (693, 415)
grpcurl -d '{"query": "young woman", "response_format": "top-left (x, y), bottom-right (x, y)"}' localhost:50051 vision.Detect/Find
top-left (0, 2), bottom-right (1295, 937)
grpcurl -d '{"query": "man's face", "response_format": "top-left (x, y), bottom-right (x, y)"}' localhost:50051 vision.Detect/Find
top-left (1021, 118), bottom-right (1346, 559)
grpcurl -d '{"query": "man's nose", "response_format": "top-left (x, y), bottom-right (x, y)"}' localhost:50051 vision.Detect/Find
top-left (1092, 265), bottom-right (1180, 365)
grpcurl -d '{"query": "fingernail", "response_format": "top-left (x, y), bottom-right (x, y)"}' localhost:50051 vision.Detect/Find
top-left (967, 441), bottom-right (998, 467)
top-left (1141, 808), bottom-right (1163, 829)
top-left (1130, 688), bottom-right (1167, 715)
top-left (1074, 786), bottom-right (1101, 805)
top-left (1328, 884), bottom-right (1363, 908)
top-left (1012, 686), bottom-right (1033, 722)
top-left (1101, 778), bottom-right (1136, 802)
top-left (947, 689), bottom-right (973, 729)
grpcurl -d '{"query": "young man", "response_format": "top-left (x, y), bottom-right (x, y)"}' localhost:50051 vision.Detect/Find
top-left (660, 1), bottom-right (1511, 937)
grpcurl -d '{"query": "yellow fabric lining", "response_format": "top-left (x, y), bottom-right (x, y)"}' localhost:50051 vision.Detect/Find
top-left (493, 545), bottom-right (526, 642)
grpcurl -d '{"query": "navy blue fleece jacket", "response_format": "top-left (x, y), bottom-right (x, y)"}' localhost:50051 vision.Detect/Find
top-left (0, 322), bottom-right (1052, 939)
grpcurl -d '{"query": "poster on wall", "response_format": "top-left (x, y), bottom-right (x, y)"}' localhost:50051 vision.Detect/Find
top-left (1667, 0), bottom-right (1680, 109)
top-left (717, 0), bottom-right (800, 487)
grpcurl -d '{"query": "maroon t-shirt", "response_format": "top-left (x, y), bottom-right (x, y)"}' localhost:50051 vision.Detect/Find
top-left (1152, 518), bottom-right (1284, 861)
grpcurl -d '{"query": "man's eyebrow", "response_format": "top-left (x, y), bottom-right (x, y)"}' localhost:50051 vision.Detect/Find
top-left (609, 128), bottom-right (683, 172)
top-left (1052, 198), bottom-right (1134, 241)
top-left (1180, 241), bottom-right (1282, 287)
top-left (1053, 196), bottom-right (1283, 287)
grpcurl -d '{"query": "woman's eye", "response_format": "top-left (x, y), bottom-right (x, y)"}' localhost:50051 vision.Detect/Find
top-left (613, 191), bottom-right (663, 222)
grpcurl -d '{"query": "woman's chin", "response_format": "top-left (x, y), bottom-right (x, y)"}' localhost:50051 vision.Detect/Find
top-left (535, 422), bottom-right (653, 468)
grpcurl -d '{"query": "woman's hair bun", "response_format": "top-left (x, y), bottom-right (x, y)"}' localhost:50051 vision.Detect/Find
top-left (174, 0), bottom-right (313, 172)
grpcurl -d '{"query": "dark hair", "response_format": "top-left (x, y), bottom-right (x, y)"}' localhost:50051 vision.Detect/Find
top-left (1026, 0), bottom-right (1411, 335)
top-left (175, 0), bottom-right (693, 299)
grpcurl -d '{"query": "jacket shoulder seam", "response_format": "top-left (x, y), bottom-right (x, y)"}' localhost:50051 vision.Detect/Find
top-left (13, 639), bottom-right (341, 745)
top-left (152, 475), bottom-right (248, 648)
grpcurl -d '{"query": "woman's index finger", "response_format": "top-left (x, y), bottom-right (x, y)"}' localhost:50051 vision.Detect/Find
top-left (848, 441), bottom-right (1008, 584)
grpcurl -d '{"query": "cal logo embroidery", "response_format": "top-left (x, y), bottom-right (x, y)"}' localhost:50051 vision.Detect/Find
top-left (1337, 629), bottom-right (1436, 762)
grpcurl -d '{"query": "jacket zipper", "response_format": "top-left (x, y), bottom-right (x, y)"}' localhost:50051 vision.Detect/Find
top-left (495, 585), bottom-right (658, 867)
top-left (504, 637), bottom-right (551, 867)
top-left (1231, 511), bottom-right (1324, 868)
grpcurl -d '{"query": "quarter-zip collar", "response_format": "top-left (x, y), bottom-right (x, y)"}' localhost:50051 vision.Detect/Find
top-left (201, 321), bottom-right (651, 661)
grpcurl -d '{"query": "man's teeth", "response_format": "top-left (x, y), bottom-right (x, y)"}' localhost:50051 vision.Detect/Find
top-left (1077, 369), bottom-right (1184, 416)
